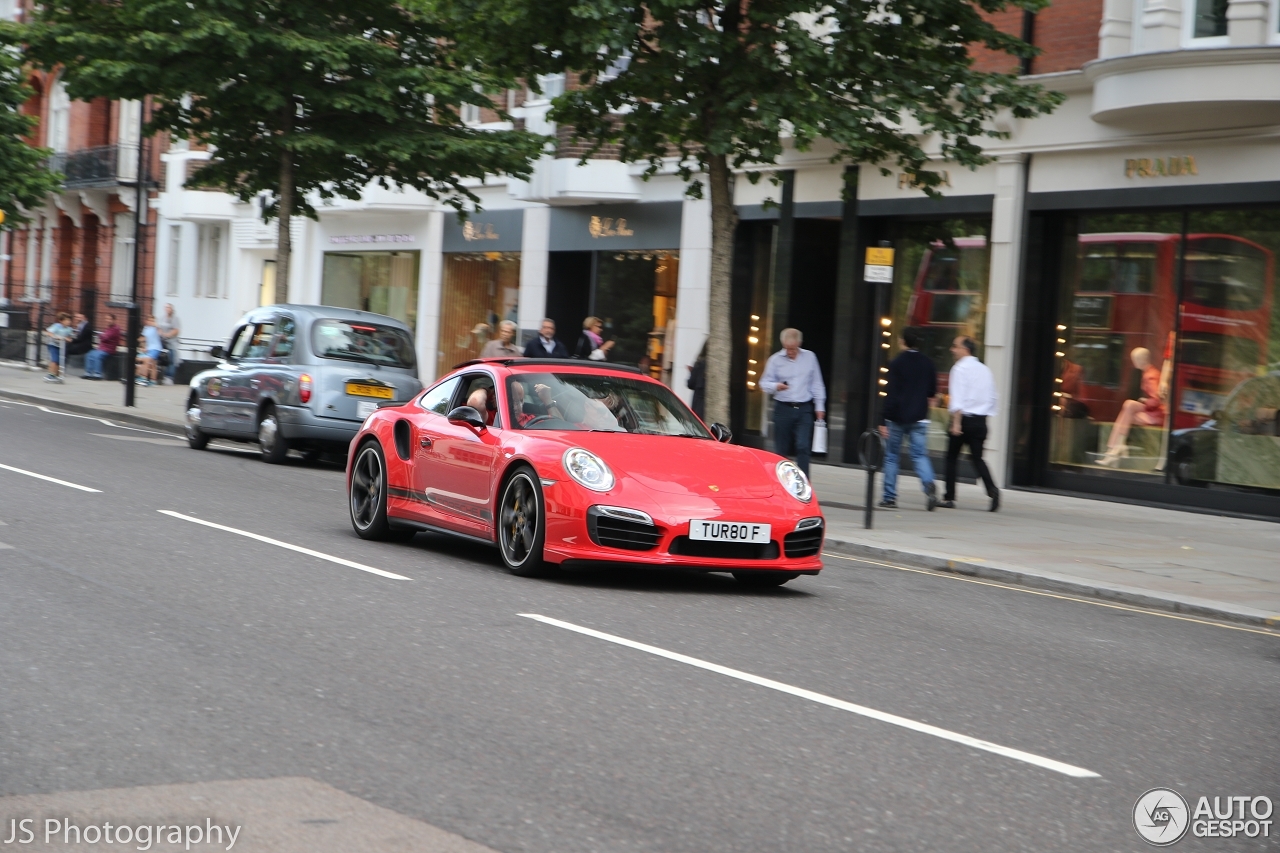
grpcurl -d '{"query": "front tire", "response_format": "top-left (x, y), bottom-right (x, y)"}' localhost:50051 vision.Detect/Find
top-left (733, 571), bottom-right (797, 588)
top-left (350, 441), bottom-right (399, 540)
top-left (185, 395), bottom-right (209, 450)
top-left (498, 468), bottom-right (551, 577)
top-left (258, 405), bottom-right (290, 464)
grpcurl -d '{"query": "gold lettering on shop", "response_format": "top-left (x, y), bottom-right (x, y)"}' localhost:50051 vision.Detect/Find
top-left (1124, 156), bottom-right (1198, 179)
top-left (897, 171), bottom-right (952, 190)
top-left (462, 221), bottom-right (499, 241)
top-left (588, 216), bottom-right (634, 238)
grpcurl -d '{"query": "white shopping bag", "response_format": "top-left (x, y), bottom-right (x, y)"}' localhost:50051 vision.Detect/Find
top-left (811, 418), bottom-right (828, 454)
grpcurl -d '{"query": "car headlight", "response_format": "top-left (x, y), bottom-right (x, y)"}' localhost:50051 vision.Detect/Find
top-left (776, 460), bottom-right (813, 502)
top-left (563, 448), bottom-right (615, 492)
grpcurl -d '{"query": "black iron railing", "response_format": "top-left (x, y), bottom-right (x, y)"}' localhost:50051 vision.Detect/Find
top-left (47, 145), bottom-right (138, 189)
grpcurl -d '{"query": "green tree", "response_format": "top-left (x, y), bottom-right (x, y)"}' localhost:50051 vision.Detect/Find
top-left (0, 41), bottom-right (62, 226)
top-left (441, 0), bottom-right (1062, 424)
top-left (13, 0), bottom-right (546, 301)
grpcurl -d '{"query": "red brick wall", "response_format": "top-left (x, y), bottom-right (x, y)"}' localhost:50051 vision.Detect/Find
top-left (969, 0), bottom-right (1102, 75)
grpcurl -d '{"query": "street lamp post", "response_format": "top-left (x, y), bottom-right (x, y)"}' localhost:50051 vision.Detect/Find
top-left (123, 99), bottom-right (147, 407)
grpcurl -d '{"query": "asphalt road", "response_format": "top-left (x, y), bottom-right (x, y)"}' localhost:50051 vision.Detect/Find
top-left (1, 397), bottom-right (1278, 852)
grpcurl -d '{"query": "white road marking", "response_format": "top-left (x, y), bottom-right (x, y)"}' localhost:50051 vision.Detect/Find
top-left (0, 462), bottom-right (102, 493)
top-left (519, 613), bottom-right (1100, 779)
top-left (159, 510), bottom-right (411, 581)
top-left (91, 432), bottom-right (185, 446)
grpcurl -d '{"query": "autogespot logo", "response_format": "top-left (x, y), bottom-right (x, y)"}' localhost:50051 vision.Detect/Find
top-left (1134, 788), bottom-right (1191, 846)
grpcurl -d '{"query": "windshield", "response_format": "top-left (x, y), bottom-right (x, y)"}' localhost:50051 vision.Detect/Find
top-left (312, 319), bottom-right (416, 369)
top-left (507, 372), bottom-right (711, 437)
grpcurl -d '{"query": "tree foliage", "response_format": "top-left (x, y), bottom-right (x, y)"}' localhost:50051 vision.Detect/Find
top-left (440, 0), bottom-right (1063, 423)
top-left (0, 39), bottom-right (61, 227)
top-left (14, 0), bottom-right (547, 298)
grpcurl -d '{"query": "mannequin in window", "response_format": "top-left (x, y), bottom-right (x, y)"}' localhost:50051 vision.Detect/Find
top-left (1100, 346), bottom-right (1166, 466)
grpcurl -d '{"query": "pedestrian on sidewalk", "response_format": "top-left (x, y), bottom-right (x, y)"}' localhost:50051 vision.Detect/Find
top-left (574, 316), bottom-right (614, 361)
top-left (135, 315), bottom-right (163, 387)
top-left (83, 314), bottom-right (121, 379)
top-left (942, 336), bottom-right (1000, 512)
top-left (66, 313), bottom-right (94, 360)
top-left (878, 326), bottom-right (939, 510)
top-left (157, 303), bottom-right (182, 385)
top-left (523, 318), bottom-right (570, 359)
top-left (480, 320), bottom-right (522, 358)
top-left (43, 312), bottom-right (73, 382)
top-left (760, 327), bottom-right (826, 476)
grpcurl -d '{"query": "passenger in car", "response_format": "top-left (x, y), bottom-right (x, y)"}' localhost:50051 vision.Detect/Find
top-left (467, 387), bottom-right (498, 426)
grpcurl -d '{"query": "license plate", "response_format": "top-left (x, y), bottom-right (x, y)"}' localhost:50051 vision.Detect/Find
top-left (347, 382), bottom-right (394, 399)
top-left (689, 520), bottom-right (771, 544)
top-left (356, 401), bottom-right (378, 420)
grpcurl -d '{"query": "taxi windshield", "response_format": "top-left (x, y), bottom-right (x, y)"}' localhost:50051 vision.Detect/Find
top-left (507, 372), bottom-right (711, 437)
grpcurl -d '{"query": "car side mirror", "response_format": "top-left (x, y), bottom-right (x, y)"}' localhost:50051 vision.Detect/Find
top-left (447, 406), bottom-right (486, 430)
top-left (210, 345), bottom-right (224, 359)
top-left (710, 423), bottom-right (732, 443)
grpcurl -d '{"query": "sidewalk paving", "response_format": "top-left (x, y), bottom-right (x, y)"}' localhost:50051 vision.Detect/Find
top-left (811, 465), bottom-right (1280, 628)
top-left (0, 359), bottom-right (188, 431)
top-left (3, 358), bottom-right (1277, 628)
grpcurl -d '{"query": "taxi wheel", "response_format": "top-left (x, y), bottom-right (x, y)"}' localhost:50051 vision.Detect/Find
top-left (185, 395), bottom-right (209, 450)
top-left (733, 571), bottom-right (798, 588)
top-left (498, 468), bottom-right (551, 577)
top-left (350, 441), bottom-right (397, 540)
top-left (258, 404), bottom-right (290, 464)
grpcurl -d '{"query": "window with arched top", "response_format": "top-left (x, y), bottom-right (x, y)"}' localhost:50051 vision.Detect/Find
top-left (47, 77), bottom-right (70, 153)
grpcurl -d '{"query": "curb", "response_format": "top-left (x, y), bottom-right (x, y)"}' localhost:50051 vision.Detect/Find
top-left (0, 388), bottom-right (186, 436)
top-left (822, 537), bottom-right (1280, 631)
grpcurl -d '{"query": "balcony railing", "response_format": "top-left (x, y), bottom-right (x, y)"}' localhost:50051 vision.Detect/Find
top-left (47, 144), bottom-right (139, 189)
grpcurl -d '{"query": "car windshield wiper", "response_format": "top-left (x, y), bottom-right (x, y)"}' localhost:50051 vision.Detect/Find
top-left (323, 351), bottom-right (387, 367)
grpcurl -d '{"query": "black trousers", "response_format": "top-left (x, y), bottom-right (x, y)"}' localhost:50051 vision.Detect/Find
top-left (944, 415), bottom-right (997, 501)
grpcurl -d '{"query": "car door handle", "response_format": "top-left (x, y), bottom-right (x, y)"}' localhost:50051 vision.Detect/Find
top-left (249, 379), bottom-right (260, 388)
top-left (419, 436), bottom-right (433, 448)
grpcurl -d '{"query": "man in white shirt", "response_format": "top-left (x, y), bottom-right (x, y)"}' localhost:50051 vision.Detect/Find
top-left (760, 327), bottom-right (826, 476)
top-left (942, 336), bottom-right (999, 512)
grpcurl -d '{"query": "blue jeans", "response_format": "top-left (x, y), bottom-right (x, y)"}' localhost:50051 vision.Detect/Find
top-left (882, 420), bottom-right (935, 502)
top-left (84, 349), bottom-right (109, 377)
top-left (773, 401), bottom-right (815, 475)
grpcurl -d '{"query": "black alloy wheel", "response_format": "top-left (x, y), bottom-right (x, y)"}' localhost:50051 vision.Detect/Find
top-left (185, 395), bottom-right (209, 450)
top-left (498, 468), bottom-right (551, 577)
top-left (257, 404), bottom-right (290, 464)
top-left (350, 441), bottom-right (399, 540)
top-left (732, 571), bottom-right (798, 588)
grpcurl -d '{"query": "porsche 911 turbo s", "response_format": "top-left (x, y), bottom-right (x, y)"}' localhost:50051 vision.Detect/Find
top-left (346, 359), bottom-right (824, 586)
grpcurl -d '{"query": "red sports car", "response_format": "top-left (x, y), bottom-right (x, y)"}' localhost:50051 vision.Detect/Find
top-left (345, 359), bottom-right (824, 586)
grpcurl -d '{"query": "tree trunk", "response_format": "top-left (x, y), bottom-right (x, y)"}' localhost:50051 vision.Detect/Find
top-left (704, 153), bottom-right (737, 426)
top-left (274, 146), bottom-right (293, 305)
top-left (274, 103), bottom-right (294, 305)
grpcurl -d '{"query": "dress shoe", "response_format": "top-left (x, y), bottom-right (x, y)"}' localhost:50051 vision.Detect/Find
top-left (989, 491), bottom-right (1000, 512)
top-left (938, 500), bottom-right (956, 509)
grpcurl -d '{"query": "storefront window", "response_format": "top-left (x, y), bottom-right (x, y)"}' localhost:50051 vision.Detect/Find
top-left (1048, 209), bottom-right (1280, 494)
top-left (321, 250), bottom-right (420, 330)
top-left (594, 251), bottom-right (679, 381)
top-left (437, 252), bottom-right (520, 375)
top-left (888, 217), bottom-right (993, 458)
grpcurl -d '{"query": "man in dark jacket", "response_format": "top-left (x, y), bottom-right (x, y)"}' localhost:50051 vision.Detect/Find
top-left (522, 317), bottom-right (570, 359)
top-left (878, 326), bottom-right (939, 510)
top-left (66, 313), bottom-right (94, 357)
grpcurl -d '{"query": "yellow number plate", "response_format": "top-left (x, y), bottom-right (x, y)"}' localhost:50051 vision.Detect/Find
top-left (346, 383), bottom-right (394, 399)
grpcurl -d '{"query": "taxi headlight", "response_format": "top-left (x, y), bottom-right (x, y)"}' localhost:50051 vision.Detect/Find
top-left (776, 460), bottom-right (813, 502)
top-left (563, 448), bottom-right (615, 492)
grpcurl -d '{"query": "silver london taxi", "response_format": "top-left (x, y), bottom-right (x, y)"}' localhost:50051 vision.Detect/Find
top-left (185, 305), bottom-right (422, 463)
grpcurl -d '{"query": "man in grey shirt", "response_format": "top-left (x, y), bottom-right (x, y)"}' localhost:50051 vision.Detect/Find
top-left (157, 303), bottom-right (182, 384)
top-left (759, 327), bottom-right (826, 476)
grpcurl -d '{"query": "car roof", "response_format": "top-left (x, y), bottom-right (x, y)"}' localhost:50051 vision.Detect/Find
top-left (452, 358), bottom-right (647, 376)
top-left (241, 304), bottom-right (414, 332)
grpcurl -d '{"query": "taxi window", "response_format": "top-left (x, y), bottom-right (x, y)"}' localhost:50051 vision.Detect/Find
top-left (419, 377), bottom-right (460, 416)
top-left (268, 317), bottom-right (296, 359)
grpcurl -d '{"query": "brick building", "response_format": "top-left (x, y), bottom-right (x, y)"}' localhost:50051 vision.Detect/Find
top-left (0, 1), bottom-right (166, 343)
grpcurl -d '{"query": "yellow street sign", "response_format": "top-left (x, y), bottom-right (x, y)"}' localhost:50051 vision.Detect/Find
top-left (865, 247), bottom-right (894, 266)
top-left (0, 210), bottom-right (6, 225)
